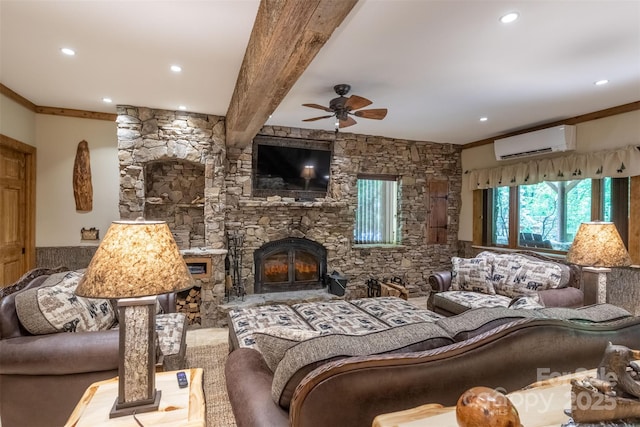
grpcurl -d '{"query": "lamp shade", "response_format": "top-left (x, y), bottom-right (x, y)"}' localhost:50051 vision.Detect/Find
top-left (566, 221), bottom-right (631, 267)
top-left (300, 165), bottom-right (316, 180)
top-left (75, 220), bottom-right (194, 298)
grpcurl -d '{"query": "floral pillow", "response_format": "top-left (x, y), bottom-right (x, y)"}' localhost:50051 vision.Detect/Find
top-left (451, 257), bottom-right (495, 295)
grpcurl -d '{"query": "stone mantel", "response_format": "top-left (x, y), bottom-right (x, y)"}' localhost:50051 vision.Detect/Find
top-left (180, 248), bottom-right (228, 256)
top-left (238, 199), bottom-right (349, 209)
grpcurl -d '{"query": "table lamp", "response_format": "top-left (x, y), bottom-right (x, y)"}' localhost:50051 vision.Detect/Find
top-left (75, 219), bottom-right (193, 418)
top-left (566, 221), bottom-right (631, 267)
top-left (301, 165), bottom-right (316, 190)
top-left (566, 221), bottom-right (631, 305)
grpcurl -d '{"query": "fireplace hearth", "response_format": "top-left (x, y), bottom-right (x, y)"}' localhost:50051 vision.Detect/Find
top-left (254, 238), bottom-right (327, 293)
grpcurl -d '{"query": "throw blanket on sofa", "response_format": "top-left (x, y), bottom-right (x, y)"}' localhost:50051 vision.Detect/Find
top-left (228, 297), bottom-right (443, 350)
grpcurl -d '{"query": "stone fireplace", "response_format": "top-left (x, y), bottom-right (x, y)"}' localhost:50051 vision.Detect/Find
top-left (254, 237), bottom-right (327, 293)
top-left (116, 105), bottom-right (463, 327)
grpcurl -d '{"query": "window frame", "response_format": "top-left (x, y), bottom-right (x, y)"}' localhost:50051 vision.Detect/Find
top-left (480, 177), bottom-right (629, 253)
top-left (354, 174), bottom-right (401, 246)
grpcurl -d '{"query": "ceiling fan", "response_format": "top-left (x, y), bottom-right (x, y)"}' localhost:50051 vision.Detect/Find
top-left (302, 84), bottom-right (388, 129)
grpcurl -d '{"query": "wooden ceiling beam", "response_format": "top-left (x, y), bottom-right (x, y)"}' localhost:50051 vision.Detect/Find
top-left (225, 0), bottom-right (358, 149)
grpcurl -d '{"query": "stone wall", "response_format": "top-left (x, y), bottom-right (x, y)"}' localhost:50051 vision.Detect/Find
top-left (225, 125), bottom-right (463, 298)
top-left (144, 160), bottom-right (206, 249)
top-left (116, 106), bottom-right (227, 250)
top-left (117, 106), bottom-right (463, 324)
top-left (116, 106), bottom-right (228, 326)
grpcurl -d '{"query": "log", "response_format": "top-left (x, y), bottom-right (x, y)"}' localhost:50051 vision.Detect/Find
top-left (73, 140), bottom-right (93, 211)
top-left (381, 280), bottom-right (409, 300)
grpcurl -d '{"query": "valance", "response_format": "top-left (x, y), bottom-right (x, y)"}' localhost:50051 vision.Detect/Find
top-left (467, 145), bottom-right (640, 190)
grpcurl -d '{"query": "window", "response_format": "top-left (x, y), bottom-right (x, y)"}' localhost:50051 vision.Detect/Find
top-left (354, 176), bottom-right (399, 244)
top-left (484, 177), bottom-right (628, 252)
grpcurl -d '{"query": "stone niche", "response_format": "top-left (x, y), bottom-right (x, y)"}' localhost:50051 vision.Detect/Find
top-left (144, 160), bottom-right (206, 249)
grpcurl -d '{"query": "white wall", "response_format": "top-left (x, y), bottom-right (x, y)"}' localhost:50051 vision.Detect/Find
top-left (459, 110), bottom-right (640, 241)
top-left (35, 114), bottom-right (119, 246)
top-left (0, 94), bottom-right (36, 145)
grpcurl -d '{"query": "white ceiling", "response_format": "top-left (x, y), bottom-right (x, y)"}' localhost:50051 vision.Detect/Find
top-left (1, 0), bottom-right (639, 145)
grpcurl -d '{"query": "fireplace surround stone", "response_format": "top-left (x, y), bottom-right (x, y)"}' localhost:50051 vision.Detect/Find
top-left (116, 105), bottom-right (463, 327)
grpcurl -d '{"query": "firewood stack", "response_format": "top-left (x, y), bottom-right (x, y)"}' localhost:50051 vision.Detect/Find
top-left (176, 287), bottom-right (202, 325)
top-left (380, 278), bottom-right (409, 300)
top-left (366, 277), bottom-right (410, 300)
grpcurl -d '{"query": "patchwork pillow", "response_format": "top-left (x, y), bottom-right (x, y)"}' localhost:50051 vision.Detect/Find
top-left (15, 271), bottom-right (116, 335)
top-left (489, 254), bottom-right (564, 298)
top-left (253, 326), bottom-right (322, 372)
top-left (451, 257), bottom-right (495, 295)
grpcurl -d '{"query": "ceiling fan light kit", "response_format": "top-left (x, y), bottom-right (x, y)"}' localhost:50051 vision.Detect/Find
top-left (302, 84), bottom-right (388, 131)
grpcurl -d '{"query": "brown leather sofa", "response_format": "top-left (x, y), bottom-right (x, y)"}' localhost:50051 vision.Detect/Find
top-left (225, 305), bottom-right (640, 427)
top-left (0, 268), bottom-right (178, 427)
top-left (429, 250), bottom-right (584, 316)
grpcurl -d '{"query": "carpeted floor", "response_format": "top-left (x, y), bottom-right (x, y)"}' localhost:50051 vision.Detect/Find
top-left (186, 343), bottom-right (237, 427)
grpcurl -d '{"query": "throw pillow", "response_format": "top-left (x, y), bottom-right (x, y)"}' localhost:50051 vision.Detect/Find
top-left (451, 257), bottom-right (495, 295)
top-left (508, 295), bottom-right (545, 310)
top-left (15, 271), bottom-right (116, 335)
top-left (490, 254), bottom-right (563, 298)
top-left (253, 326), bottom-right (322, 372)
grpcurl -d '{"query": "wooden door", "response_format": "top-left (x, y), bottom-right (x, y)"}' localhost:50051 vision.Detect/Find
top-left (0, 136), bottom-right (35, 287)
top-left (427, 181), bottom-right (448, 244)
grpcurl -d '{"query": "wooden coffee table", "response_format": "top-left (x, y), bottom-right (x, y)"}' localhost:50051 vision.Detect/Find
top-left (65, 368), bottom-right (205, 427)
top-left (372, 369), bottom-right (595, 427)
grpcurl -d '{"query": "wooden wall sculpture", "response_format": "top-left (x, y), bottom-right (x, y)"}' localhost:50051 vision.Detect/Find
top-left (73, 140), bottom-right (93, 211)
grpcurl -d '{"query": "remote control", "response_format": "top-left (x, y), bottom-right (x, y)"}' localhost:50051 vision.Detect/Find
top-left (176, 371), bottom-right (188, 388)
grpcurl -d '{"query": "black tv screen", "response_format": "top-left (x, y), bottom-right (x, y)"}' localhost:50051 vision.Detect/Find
top-left (253, 138), bottom-right (332, 199)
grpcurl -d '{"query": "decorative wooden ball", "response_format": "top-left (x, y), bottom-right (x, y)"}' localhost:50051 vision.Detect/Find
top-left (456, 386), bottom-right (522, 427)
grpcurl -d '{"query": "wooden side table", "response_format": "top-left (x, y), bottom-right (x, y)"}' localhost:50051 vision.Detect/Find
top-left (372, 369), bottom-right (596, 427)
top-left (65, 368), bottom-right (205, 427)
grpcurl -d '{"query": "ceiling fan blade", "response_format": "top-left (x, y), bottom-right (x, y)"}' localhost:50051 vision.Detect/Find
top-left (302, 103), bottom-right (333, 112)
top-left (339, 116), bottom-right (357, 128)
top-left (344, 95), bottom-right (372, 110)
top-left (303, 115), bottom-right (334, 122)
top-left (354, 108), bottom-right (388, 120)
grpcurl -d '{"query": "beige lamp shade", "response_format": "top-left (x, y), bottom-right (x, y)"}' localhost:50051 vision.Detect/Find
top-left (75, 220), bottom-right (194, 298)
top-left (300, 165), bottom-right (316, 180)
top-left (566, 221), bottom-right (631, 267)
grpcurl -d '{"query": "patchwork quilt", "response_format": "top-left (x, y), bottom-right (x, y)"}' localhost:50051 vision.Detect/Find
top-left (228, 297), bottom-right (443, 350)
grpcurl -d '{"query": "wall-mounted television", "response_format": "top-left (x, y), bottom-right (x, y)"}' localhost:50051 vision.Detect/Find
top-left (252, 136), bottom-right (332, 199)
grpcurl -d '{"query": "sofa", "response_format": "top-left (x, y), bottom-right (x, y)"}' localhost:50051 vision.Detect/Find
top-left (428, 250), bottom-right (584, 316)
top-left (0, 267), bottom-right (187, 427)
top-left (225, 297), bottom-right (639, 427)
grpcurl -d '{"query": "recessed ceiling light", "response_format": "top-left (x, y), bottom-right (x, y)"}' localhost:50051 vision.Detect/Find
top-left (594, 79), bottom-right (609, 86)
top-left (178, 105), bottom-right (187, 110)
top-left (171, 65), bottom-right (182, 73)
top-left (480, 117), bottom-right (488, 122)
top-left (102, 97), bottom-right (113, 103)
top-left (500, 12), bottom-right (519, 24)
top-left (61, 47), bottom-right (76, 56)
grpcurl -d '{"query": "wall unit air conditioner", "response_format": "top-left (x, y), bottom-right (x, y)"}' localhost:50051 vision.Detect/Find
top-left (494, 125), bottom-right (576, 161)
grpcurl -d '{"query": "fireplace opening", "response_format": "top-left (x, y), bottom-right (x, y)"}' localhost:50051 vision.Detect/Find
top-left (254, 238), bottom-right (327, 293)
